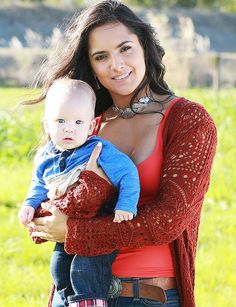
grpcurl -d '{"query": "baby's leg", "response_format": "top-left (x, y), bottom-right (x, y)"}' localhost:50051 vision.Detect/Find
top-left (68, 250), bottom-right (118, 306)
top-left (50, 242), bottom-right (74, 306)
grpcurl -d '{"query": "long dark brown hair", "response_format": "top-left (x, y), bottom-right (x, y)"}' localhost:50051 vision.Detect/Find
top-left (28, 0), bottom-right (173, 116)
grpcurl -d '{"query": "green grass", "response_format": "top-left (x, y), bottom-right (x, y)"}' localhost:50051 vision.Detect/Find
top-left (176, 88), bottom-right (236, 307)
top-left (0, 87), bottom-right (52, 306)
top-left (0, 87), bottom-right (235, 306)
top-left (0, 205), bottom-right (54, 306)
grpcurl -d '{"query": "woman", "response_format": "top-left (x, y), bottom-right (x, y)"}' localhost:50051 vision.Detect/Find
top-left (30, 1), bottom-right (217, 306)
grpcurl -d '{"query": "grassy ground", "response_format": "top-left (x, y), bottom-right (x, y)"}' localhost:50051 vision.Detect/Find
top-left (0, 87), bottom-right (235, 306)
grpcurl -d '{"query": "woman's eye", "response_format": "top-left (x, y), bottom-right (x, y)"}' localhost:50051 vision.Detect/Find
top-left (94, 54), bottom-right (107, 61)
top-left (57, 119), bottom-right (65, 123)
top-left (121, 45), bottom-right (131, 52)
top-left (76, 120), bottom-right (83, 124)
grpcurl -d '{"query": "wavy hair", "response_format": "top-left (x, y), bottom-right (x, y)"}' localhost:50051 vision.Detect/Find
top-left (29, 0), bottom-right (173, 116)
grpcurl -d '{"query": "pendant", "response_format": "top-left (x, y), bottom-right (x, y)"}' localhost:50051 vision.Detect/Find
top-left (117, 108), bottom-right (136, 119)
top-left (112, 96), bottom-right (151, 119)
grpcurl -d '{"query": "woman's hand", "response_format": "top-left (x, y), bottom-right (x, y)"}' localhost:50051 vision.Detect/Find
top-left (29, 202), bottom-right (68, 243)
top-left (86, 142), bottom-right (111, 184)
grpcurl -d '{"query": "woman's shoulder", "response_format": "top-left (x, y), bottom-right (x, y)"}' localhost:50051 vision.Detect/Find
top-left (168, 97), bottom-right (216, 126)
top-left (162, 97), bottom-right (217, 142)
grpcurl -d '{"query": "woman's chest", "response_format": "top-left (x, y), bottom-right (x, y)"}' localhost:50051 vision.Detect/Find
top-left (98, 114), bottom-right (162, 165)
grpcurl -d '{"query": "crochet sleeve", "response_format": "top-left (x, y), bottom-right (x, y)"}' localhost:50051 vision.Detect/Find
top-left (50, 170), bottom-right (115, 218)
top-left (31, 170), bottom-right (115, 244)
top-left (65, 102), bottom-right (217, 256)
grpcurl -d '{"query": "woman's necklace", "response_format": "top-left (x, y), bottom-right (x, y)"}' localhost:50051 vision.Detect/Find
top-left (112, 95), bottom-right (173, 119)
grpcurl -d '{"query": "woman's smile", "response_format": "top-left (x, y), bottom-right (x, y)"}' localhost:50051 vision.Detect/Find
top-left (111, 71), bottom-right (132, 81)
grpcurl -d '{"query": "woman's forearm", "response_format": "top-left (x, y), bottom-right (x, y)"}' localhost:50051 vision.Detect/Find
top-left (52, 170), bottom-right (115, 218)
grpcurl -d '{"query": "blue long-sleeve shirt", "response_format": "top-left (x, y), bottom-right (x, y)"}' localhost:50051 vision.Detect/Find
top-left (23, 136), bottom-right (140, 215)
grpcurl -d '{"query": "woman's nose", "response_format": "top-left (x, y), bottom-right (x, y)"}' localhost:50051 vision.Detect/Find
top-left (110, 55), bottom-right (124, 71)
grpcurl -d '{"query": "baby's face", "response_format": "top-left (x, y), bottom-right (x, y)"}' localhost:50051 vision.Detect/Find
top-left (44, 87), bottom-right (95, 151)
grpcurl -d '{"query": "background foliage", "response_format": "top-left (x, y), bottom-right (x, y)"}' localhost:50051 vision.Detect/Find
top-left (0, 87), bottom-right (235, 306)
top-left (8, 0), bottom-right (235, 12)
top-left (127, 0), bottom-right (236, 11)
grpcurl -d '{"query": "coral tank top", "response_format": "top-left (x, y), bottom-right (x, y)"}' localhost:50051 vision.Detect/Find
top-left (112, 98), bottom-right (181, 278)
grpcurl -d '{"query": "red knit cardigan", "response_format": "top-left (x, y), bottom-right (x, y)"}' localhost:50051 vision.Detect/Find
top-left (48, 99), bottom-right (217, 307)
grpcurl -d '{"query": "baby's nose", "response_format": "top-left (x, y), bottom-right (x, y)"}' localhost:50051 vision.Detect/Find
top-left (64, 125), bottom-right (74, 133)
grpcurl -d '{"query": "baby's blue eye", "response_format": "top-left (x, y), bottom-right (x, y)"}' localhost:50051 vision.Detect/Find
top-left (76, 120), bottom-right (83, 124)
top-left (57, 119), bottom-right (65, 123)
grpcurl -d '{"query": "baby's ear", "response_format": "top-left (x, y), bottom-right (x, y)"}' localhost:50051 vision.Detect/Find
top-left (89, 118), bottom-right (96, 135)
top-left (43, 117), bottom-right (49, 134)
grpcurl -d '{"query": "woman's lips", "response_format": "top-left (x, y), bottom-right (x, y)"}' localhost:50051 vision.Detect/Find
top-left (112, 71), bottom-right (132, 81)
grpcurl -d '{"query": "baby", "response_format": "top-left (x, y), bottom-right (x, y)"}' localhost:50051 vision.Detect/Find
top-left (18, 78), bottom-right (140, 306)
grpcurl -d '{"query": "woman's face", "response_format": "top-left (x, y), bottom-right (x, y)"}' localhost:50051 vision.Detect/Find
top-left (88, 22), bottom-right (146, 103)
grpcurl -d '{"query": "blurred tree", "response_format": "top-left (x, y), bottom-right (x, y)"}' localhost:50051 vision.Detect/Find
top-left (127, 0), bottom-right (196, 7)
top-left (5, 0), bottom-right (236, 12)
top-left (25, 0), bottom-right (44, 2)
top-left (220, 0), bottom-right (236, 11)
top-left (178, 0), bottom-right (197, 7)
top-left (126, 0), bottom-right (236, 11)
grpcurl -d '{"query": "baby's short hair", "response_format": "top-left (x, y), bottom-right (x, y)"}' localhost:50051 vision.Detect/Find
top-left (46, 78), bottom-right (96, 116)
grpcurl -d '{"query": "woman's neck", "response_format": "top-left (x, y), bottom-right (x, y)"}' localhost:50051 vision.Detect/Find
top-left (111, 94), bottom-right (133, 109)
top-left (111, 89), bottom-right (149, 109)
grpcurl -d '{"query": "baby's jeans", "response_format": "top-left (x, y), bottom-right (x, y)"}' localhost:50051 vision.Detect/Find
top-left (50, 242), bottom-right (118, 307)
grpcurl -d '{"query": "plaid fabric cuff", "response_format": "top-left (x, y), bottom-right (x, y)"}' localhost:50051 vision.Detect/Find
top-left (69, 299), bottom-right (108, 307)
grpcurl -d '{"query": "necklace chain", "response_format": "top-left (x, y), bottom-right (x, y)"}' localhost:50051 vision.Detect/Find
top-left (112, 95), bottom-right (173, 119)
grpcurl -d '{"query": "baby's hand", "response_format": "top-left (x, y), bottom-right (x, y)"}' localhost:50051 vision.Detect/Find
top-left (113, 210), bottom-right (134, 223)
top-left (18, 206), bottom-right (35, 226)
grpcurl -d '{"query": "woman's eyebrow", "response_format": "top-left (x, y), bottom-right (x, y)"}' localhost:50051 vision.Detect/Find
top-left (90, 40), bottom-right (133, 57)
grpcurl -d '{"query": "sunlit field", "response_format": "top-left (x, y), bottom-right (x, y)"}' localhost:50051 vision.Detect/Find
top-left (0, 87), bottom-right (235, 306)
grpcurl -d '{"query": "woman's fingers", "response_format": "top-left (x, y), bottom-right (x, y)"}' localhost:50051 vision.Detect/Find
top-left (86, 142), bottom-right (102, 171)
top-left (29, 215), bottom-right (52, 228)
top-left (29, 224), bottom-right (46, 232)
top-left (31, 231), bottom-right (63, 242)
top-left (28, 207), bottom-right (68, 243)
top-left (41, 202), bottom-right (57, 215)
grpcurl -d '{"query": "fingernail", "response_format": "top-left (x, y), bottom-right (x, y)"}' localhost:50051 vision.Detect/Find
top-left (97, 142), bottom-right (102, 147)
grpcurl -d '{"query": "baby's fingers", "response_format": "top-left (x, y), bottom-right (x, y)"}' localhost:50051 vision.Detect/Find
top-left (113, 214), bottom-right (122, 223)
top-left (18, 207), bottom-right (35, 226)
top-left (127, 212), bottom-right (134, 220)
top-left (113, 211), bottom-right (134, 223)
top-left (27, 209), bottom-right (35, 223)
